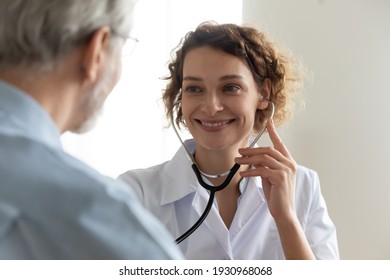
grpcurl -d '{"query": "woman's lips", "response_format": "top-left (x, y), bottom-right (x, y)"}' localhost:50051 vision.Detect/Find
top-left (195, 119), bottom-right (235, 131)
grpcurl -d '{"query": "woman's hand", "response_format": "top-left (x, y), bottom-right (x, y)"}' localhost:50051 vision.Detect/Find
top-left (234, 118), bottom-right (297, 222)
top-left (235, 119), bottom-right (315, 259)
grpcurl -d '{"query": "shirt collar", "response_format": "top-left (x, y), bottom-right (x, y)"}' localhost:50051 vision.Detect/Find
top-left (0, 80), bottom-right (62, 150)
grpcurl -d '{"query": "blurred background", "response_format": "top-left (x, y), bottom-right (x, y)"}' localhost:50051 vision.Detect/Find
top-left (62, 0), bottom-right (390, 259)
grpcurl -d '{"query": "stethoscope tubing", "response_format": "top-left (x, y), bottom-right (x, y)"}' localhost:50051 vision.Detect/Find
top-left (175, 163), bottom-right (241, 244)
top-left (172, 100), bottom-right (274, 244)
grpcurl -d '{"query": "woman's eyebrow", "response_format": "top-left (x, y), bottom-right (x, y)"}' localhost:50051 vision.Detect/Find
top-left (219, 74), bottom-right (245, 81)
top-left (183, 76), bottom-right (202, 81)
top-left (183, 75), bottom-right (245, 81)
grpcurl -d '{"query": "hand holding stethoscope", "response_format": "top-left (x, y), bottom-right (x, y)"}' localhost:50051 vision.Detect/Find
top-left (234, 118), bottom-right (297, 222)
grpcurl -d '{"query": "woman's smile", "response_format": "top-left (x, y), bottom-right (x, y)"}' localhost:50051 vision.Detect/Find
top-left (195, 118), bottom-right (235, 132)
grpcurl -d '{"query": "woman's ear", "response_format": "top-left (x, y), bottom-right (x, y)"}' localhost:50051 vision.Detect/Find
top-left (81, 26), bottom-right (112, 82)
top-left (257, 78), bottom-right (271, 110)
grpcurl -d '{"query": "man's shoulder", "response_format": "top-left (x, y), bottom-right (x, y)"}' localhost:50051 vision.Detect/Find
top-left (0, 132), bottom-right (133, 206)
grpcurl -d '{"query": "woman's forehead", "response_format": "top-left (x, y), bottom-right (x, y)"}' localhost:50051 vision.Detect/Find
top-left (182, 46), bottom-right (252, 80)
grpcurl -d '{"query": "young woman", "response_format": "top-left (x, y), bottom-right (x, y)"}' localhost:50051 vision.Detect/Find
top-left (119, 22), bottom-right (339, 260)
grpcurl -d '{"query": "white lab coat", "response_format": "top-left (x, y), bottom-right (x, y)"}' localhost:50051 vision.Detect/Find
top-left (119, 139), bottom-right (339, 260)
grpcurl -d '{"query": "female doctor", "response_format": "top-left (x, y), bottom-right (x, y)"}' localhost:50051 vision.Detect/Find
top-left (119, 22), bottom-right (339, 260)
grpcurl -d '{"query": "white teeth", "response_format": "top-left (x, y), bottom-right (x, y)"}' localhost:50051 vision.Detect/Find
top-left (200, 121), bottom-right (229, 127)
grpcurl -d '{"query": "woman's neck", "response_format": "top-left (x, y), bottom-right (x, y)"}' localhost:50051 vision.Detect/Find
top-left (194, 146), bottom-right (238, 176)
top-left (193, 142), bottom-right (249, 187)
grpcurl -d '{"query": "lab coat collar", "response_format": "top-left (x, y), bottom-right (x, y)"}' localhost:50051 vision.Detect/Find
top-left (159, 139), bottom-right (199, 205)
top-left (160, 139), bottom-right (267, 205)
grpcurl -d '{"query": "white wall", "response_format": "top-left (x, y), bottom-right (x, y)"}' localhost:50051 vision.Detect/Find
top-left (243, 0), bottom-right (390, 259)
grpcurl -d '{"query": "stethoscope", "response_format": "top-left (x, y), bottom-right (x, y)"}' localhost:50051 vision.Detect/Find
top-left (171, 93), bottom-right (275, 244)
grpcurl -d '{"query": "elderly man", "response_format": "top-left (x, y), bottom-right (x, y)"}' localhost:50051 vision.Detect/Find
top-left (0, 0), bottom-right (182, 259)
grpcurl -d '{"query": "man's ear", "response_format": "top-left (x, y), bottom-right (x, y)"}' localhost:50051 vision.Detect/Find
top-left (257, 78), bottom-right (271, 110)
top-left (81, 26), bottom-right (112, 82)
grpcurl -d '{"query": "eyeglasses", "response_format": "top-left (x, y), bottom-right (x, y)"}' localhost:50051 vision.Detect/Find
top-left (111, 29), bottom-right (139, 56)
top-left (121, 36), bottom-right (139, 56)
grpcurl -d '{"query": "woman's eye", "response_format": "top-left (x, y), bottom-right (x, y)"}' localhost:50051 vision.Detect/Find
top-left (185, 86), bottom-right (202, 93)
top-left (223, 85), bottom-right (240, 93)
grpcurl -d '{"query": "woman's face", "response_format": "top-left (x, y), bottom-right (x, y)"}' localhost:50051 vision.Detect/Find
top-left (181, 46), bottom-right (262, 152)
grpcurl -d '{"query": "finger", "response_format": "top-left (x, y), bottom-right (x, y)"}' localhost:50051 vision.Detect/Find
top-left (267, 118), bottom-right (293, 159)
top-left (235, 154), bottom-right (284, 170)
top-left (239, 165), bottom-right (275, 178)
top-left (238, 146), bottom-right (284, 160)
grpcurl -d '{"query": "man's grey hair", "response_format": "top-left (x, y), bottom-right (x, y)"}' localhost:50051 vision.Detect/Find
top-left (0, 0), bottom-right (136, 71)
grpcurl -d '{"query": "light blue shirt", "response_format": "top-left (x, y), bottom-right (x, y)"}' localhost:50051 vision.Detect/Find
top-left (0, 80), bottom-right (183, 259)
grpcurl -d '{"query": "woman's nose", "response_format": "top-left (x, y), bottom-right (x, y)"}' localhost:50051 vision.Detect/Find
top-left (201, 94), bottom-right (223, 116)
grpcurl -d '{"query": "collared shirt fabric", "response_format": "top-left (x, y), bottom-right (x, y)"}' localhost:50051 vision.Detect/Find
top-left (0, 80), bottom-right (183, 259)
top-left (119, 139), bottom-right (339, 260)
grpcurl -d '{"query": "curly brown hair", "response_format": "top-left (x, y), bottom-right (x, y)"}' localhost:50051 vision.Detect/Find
top-left (163, 21), bottom-right (305, 132)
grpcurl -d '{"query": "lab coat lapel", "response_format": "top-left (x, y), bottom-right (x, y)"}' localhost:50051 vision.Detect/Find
top-left (230, 177), bottom-right (266, 239)
top-left (159, 144), bottom-right (198, 205)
